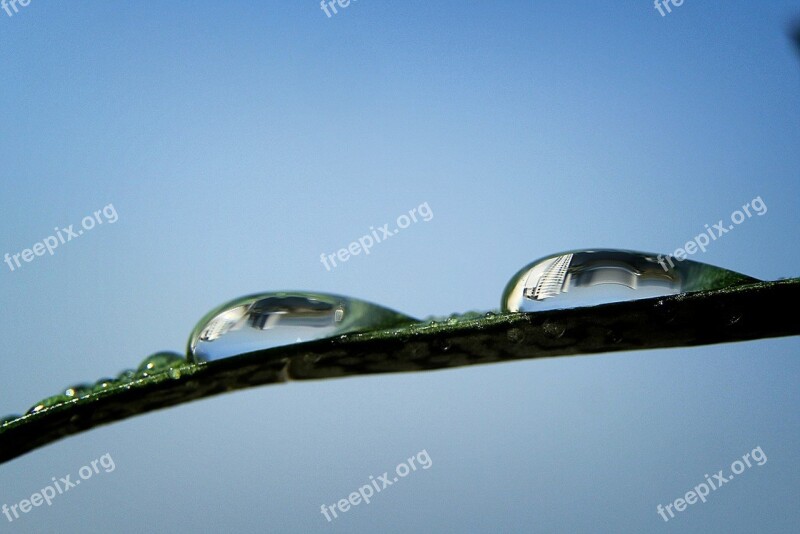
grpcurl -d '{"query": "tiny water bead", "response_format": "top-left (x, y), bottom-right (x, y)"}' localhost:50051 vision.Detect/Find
top-left (502, 249), bottom-right (760, 312)
top-left (137, 351), bottom-right (185, 377)
top-left (28, 383), bottom-right (97, 414)
top-left (17, 353), bottom-right (189, 418)
top-left (27, 394), bottom-right (71, 415)
top-left (93, 378), bottom-right (117, 392)
top-left (64, 384), bottom-right (93, 398)
top-left (187, 292), bottom-right (417, 362)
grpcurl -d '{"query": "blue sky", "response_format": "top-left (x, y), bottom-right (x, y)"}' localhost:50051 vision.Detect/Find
top-left (1, 1), bottom-right (799, 532)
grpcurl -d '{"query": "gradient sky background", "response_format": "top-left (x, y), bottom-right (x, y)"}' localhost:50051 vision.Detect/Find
top-left (1, 1), bottom-right (799, 532)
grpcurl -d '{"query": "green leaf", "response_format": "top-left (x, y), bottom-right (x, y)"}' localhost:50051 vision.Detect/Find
top-left (1, 278), bottom-right (798, 465)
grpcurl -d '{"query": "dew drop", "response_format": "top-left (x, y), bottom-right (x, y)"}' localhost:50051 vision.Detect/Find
top-left (27, 394), bottom-right (70, 414)
top-left (93, 378), bottom-right (117, 392)
top-left (64, 384), bottom-right (93, 398)
top-left (116, 369), bottom-right (137, 383)
top-left (187, 292), bottom-right (416, 362)
top-left (137, 351), bottom-right (186, 376)
top-left (502, 249), bottom-right (759, 312)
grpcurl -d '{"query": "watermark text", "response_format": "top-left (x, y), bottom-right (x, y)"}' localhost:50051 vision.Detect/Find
top-left (320, 449), bottom-right (432, 522)
top-left (4, 203), bottom-right (119, 273)
top-left (320, 201), bottom-right (433, 271)
top-left (2, 453), bottom-right (116, 523)
top-left (656, 446), bottom-right (767, 522)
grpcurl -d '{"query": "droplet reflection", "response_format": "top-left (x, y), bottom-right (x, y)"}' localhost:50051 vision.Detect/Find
top-left (187, 292), bottom-right (417, 362)
top-left (502, 249), bottom-right (759, 312)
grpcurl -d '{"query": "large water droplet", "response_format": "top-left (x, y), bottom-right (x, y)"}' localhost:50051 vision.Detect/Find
top-left (502, 249), bottom-right (759, 312)
top-left (188, 292), bottom-right (417, 362)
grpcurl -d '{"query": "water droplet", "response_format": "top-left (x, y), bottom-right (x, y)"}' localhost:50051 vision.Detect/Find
top-left (137, 351), bottom-right (185, 376)
top-left (542, 319), bottom-right (566, 338)
top-left (93, 378), bottom-right (117, 392)
top-left (64, 384), bottom-right (92, 398)
top-left (484, 311), bottom-right (496, 318)
top-left (117, 369), bottom-right (137, 382)
top-left (188, 292), bottom-right (416, 362)
top-left (27, 394), bottom-right (70, 414)
top-left (502, 249), bottom-right (759, 312)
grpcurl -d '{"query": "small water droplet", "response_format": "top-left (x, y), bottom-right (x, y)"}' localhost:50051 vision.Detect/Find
top-left (27, 394), bottom-right (70, 414)
top-left (117, 369), bottom-right (137, 382)
top-left (542, 319), bottom-right (566, 338)
top-left (137, 351), bottom-right (185, 377)
top-left (64, 384), bottom-right (92, 398)
top-left (93, 378), bottom-right (117, 392)
top-left (502, 249), bottom-right (759, 312)
top-left (187, 292), bottom-right (416, 362)
top-left (484, 311), bottom-right (496, 318)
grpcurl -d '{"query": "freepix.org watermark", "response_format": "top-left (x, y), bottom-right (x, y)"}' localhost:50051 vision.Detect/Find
top-left (320, 449), bottom-right (432, 522)
top-left (320, 0), bottom-right (359, 18)
top-left (654, 0), bottom-right (687, 17)
top-left (2, 453), bottom-right (116, 523)
top-left (657, 196), bottom-right (766, 271)
top-left (319, 202), bottom-right (433, 271)
top-left (1, 0), bottom-right (32, 18)
top-left (4, 203), bottom-right (118, 273)
top-left (656, 446), bottom-right (767, 523)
